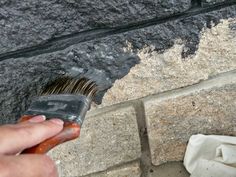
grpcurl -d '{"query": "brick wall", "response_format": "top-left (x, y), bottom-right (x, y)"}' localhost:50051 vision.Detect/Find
top-left (0, 0), bottom-right (236, 176)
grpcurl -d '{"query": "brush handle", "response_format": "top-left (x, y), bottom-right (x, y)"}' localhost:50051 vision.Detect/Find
top-left (18, 115), bottom-right (81, 154)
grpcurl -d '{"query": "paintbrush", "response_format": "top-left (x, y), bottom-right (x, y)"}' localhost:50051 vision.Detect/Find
top-left (18, 76), bottom-right (98, 154)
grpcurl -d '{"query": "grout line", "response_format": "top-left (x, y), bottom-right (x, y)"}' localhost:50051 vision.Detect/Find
top-left (133, 100), bottom-right (153, 177)
top-left (142, 70), bottom-right (236, 103)
top-left (87, 69), bottom-right (236, 117)
top-left (81, 160), bottom-right (140, 177)
top-left (0, 1), bottom-right (235, 61)
top-left (86, 101), bottom-right (134, 118)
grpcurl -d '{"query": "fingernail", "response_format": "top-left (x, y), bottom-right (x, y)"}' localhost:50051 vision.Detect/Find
top-left (49, 119), bottom-right (64, 125)
top-left (29, 115), bottom-right (46, 123)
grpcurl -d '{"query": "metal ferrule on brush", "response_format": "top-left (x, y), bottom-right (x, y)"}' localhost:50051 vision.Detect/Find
top-left (24, 94), bottom-right (91, 125)
top-left (24, 76), bottom-right (98, 125)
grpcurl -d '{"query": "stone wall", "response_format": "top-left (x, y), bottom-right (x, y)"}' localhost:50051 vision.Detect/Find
top-left (0, 0), bottom-right (236, 176)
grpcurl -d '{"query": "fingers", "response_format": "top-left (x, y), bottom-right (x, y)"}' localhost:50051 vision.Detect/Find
top-left (18, 115), bottom-right (46, 124)
top-left (0, 154), bottom-right (58, 177)
top-left (0, 116), bottom-right (64, 155)
top-left (25, 115), bottom-right (46, 123)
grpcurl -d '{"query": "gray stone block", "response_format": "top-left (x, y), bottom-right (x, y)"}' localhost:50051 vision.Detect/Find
top-left (144, 82), bottom-right (236, 166)
top-left (48, 105), bottom-right (141, 177)
top-left (0, 0), bottom-right (191, 54)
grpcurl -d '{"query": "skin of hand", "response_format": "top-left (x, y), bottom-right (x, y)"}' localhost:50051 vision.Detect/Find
top-left (0, 115), bottom-right (64, 177)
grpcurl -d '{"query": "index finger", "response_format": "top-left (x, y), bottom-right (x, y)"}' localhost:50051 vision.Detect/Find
top-left (0, 118), bottom-right (64, 155)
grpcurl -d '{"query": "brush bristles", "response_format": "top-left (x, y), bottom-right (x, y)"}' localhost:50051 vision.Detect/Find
top-left (41, 77), bottom-right (98, 98)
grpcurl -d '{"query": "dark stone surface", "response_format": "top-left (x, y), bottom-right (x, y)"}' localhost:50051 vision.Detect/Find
top-left (0, 5), bottom-right (235, 124)
top-left (0, 0), bottom-right (191, 54)
top-left (0, 44), bottom-right (139, 123)
top-left (201, 0), bottom-right (228, 6)
top-left (120, 4), bottom-right (236, 57)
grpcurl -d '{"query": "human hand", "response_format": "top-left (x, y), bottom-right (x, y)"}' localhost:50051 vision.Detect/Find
top-left (0, 115), bottom-right (64, 177)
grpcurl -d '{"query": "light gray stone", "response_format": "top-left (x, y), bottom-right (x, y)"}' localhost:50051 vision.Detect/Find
top-left (0, 0), bottom-right (191, 53)
top-left (144, 82), bottom-right (236, 166)
top-left (48, 105), bottom-right (141, 177)
top-left (84, 162), bottom-right (141, 177)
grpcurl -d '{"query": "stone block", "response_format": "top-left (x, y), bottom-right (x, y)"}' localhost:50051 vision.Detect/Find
top-left (0, 0), bottom-right (191, 53)
top-left (48, 105), bottom-right (141, 177)
top-left (144, 82), bottom-right (236, 166)
top-left (0, 6), bottom-right (236, 124)
top-left (85, 162), bottom-right (141, 177)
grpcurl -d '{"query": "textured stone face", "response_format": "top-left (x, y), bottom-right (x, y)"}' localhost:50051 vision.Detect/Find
top-left (1, 6), bottom-right (235, 124)
top-left (201, 0), bottom-right (228, 6)
top-left (0, 42), bottom-right (138, 123)
top-left (101, 18), bottom-right (236, 107)
top-left (0, 0), bottom-right (191, 54)
top-left (84, 162), bottom-right (141, 177)
top-left (49, 105), bottom-right (141, 177)
top-left (144, 82), bottom-right (236, 166)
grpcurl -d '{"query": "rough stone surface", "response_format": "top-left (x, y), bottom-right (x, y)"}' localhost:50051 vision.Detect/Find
top-left (0, 0), bottom-right (191, 54)
top-left (0, 42), bottom-right (138, 123)
top-left (201, 0), bottom-right (228, 6)
top-left (84, 162), bottom-right (141, 177)
top-left (0, 6), bottom-right (236, 124)
top-left (48, 106), bottom-right (141, 177)
top-left (144, 83), bottom-right (236, 166)
top-left (100, 18), bottom-right (236, 107)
